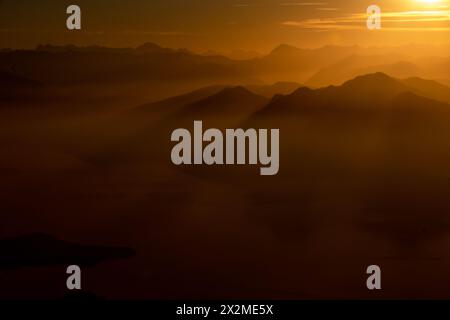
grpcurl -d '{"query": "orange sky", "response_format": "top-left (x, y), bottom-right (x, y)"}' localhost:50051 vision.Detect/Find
top-left (0, 0), bottom-right (449, 52)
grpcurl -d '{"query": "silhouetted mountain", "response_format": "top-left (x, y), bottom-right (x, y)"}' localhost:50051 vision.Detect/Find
top-left (304, 45), bottom-right (450, 85)
top-left (337, 73), bottom-right (450, 105)
top-left (253, 45), bottom-right (362, 82)
top-left (357, 61), bottom-right (421, 79)
top-left (1, 43), bottom-right (447, 90)
top-left (338, 72), bottom-right (408, 99)
top-left (268, 44), bottom-right (305, 58)
top-left (246, 81), bottom-right (300, 98)
top-left (133, 73), bottom-right (450, 124)
top-left (339, 73), bottom-right (450, 104)
top-left (254, 73), bottom-right (449, 117)
top-left (36, 44), bottom-right (132, 54)
top-left (0, 44), bottom-right (246, 86)
top-left (402, 77), bottom-right (450, 104)
top-left (0, 233), bottom-right (135, 269)
top-left (386, 91), bottom-right (450, 130)
top-left (135, 82), bottom-right (300, 115)
top-left (391, 91), bottom-right (450, 110)
top-left (178, 86), bottom-right (268, 118)
top-left (136, 42), bottom-right (173, 54)
top-left (266, 44), bottom-right (360, 62)
top-left (306, 54), bottom-right (417, 87)
top-left (135, 85), bottom-right (226, 112)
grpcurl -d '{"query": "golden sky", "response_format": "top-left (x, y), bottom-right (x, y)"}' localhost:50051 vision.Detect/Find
top-left (0, 0), bottom-right (449, 52)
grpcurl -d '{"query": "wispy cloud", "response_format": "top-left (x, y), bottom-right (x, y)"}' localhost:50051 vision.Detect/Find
top-left (112, 30), bottom-right (198, 37)
top-left (282, 10), bottom-right (450, 31)
top-left (316, 8), bottom-right (339, 11)
top-left (281, 2), bottom-right (326, 6)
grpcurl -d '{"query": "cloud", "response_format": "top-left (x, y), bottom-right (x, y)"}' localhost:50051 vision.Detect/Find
top-left (282, 10), bottom-right (450, 31)
top-left (316, 8), bottom-right (339, 11)
top-left (281, 2), bottom-right (326, 6)
top-left (108, 30), bottom-right (199, 37)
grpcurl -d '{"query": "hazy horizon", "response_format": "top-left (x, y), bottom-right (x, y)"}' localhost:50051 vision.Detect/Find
top-left (1, 0), bottom-right (449, 53)
top-left (1, 41), bottom-right (449, 61)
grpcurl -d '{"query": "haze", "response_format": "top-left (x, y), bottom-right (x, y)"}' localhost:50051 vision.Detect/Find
top-left (0, 0), bottom-right (449, 55)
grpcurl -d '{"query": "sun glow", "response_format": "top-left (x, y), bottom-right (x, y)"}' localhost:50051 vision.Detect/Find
top-left (415, 0), bottom-right (449, 8)
top-left (417, 0), bottom-right (441, 3)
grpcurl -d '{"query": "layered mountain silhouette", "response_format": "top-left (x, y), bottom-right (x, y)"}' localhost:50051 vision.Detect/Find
top-left (254, 73), bottom-right (450, 118)
top-left (121, 72), bottom-right (450, 168)
top-left (307, 54), bottom-right (450, 88)
top-left (246, 81), bottom-right (300, 98)
top-left (402, 77), bottom-right (450, 104)
top-left (134, 82), bottom-right (298, 117)
top-left (133, 85), bottom-right (227, 116)
top-left (356, 61), bottom-right (421, 80)
top-left (131, 73), bottom-right (450, 124)
top-left (306, 54), bottom-right (421, 87)
top-left (119, 86), bottom-right (269, 162)
top-left (250, 44), bottom-right (362, 82)
top-left (1, 42), bottom-right (447, 90)
top-left (2, 43), bottom-right (450, 299)
top-left (176, 86), bottom-right (267, 119)
top-left (0, 42), bottom-right (248, 86)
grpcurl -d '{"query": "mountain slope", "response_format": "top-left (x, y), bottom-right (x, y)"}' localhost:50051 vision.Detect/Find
top-left (0, 44), bottom-right (247, 86)
top-left (177, 86), bottom-right (268, 119)
top-left (133, 85), bottom-right (227, 116)
top-left (401, 77), bottom-right (450, 104)
top-left (246, 82), bottom-right (300, 98)
top-left (306, 54), bottom-right (418, 87)
top-left (257, 73), bottom-right (410, 117)
top-left (255, 73), bottom-right (450, 118)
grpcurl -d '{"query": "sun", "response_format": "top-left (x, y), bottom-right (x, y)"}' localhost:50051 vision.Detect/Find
top-left (417, 0), bottom-right (441, 3)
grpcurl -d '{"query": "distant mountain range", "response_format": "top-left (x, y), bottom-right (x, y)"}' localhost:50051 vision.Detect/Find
top-left (306, 54), bottom-right (417, 87)
top-left (0, 42), bottom-right (448, 90)
top-left (134, 82), bottom-right (299, 115)
top-left (113, 72), bottom-right (450, 182)
top-left (0, 42), bottom-right (244, 86)
top-left (19, 71), bottom-right (446, 179)
top-left (135, 73), bottom-right (450, 119)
